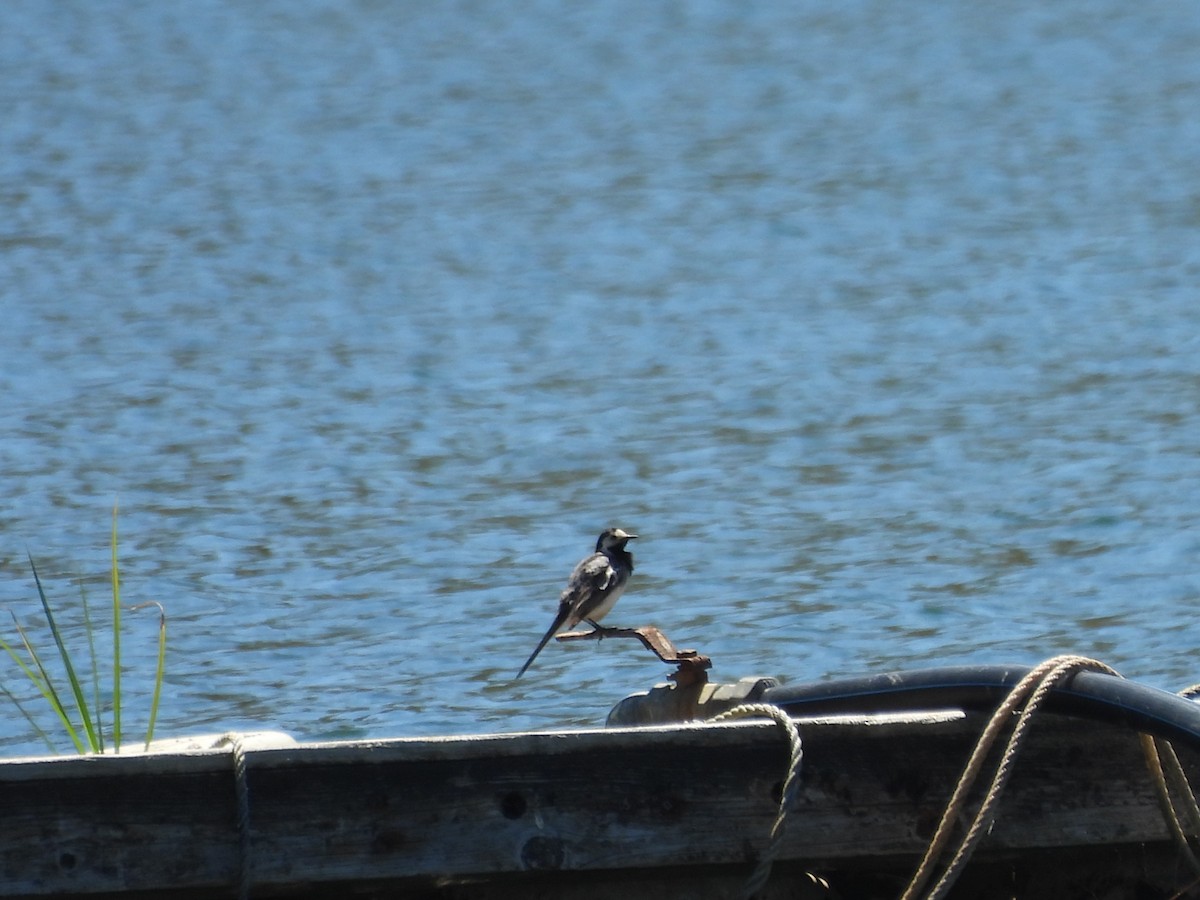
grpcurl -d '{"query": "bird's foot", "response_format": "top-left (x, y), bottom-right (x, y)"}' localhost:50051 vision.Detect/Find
top-left (586, 621), bottom-right (627, 642)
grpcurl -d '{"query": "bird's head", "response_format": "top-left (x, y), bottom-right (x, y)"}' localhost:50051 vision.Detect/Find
top-left (596, 527), bottom-right (638, 552)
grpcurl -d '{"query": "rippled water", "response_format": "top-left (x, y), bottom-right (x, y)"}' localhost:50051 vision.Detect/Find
top-left (2, 0), bottom-right (1199, 755)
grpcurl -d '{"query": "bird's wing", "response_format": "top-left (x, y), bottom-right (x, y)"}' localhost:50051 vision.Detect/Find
top-left (516, 555), bottom-right (612, 679)
top-left (561, 552), bottom-right (617, 626)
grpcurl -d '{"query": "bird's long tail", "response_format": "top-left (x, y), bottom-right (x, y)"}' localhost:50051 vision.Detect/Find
top-left (516, 605), bottom-right (570, 679)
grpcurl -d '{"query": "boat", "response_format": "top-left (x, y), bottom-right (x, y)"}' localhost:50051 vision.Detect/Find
top-left (2, 635), bottom-right (1199, 899)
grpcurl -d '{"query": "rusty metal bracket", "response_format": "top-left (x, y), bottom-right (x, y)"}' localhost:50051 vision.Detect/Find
top-left (556, 625), bottom-right (713, 686)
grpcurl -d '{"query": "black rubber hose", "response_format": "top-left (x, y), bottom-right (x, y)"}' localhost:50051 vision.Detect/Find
top-left (761, 665), bottom-right (1200, 747)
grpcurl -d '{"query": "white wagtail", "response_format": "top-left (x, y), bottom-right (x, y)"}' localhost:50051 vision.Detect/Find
top-left (515, 527), bottom-right (638, 679)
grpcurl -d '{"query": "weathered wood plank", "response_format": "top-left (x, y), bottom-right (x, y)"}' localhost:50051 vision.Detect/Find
top-left (0, 711), bottom-right (1195, 899)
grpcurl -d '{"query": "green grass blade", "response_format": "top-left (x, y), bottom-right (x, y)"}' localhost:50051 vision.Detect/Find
top-left (2, 613), bottom-right (87, 754)
top-left (77, 577), bottom-right (105, 752)
top-left (0, 628), bottom-right (46, 693)
top-left (111, 503), bottom-right (122, 752)
top-left (27, 555), bottom-right (98, 752)
top-left (131, 602), bottom-right (167, 751)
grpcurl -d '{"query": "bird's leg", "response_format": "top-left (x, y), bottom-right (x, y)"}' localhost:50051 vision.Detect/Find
top-left (586, 619), bottom-right (625, 642)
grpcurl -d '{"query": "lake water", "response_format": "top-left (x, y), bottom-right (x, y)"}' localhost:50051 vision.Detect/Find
top-left (2, 0), bottom-right (1199, 756)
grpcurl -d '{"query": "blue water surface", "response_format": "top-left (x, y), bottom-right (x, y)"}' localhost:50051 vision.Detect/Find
top-left (1, 0), bottom-right (1199, 755)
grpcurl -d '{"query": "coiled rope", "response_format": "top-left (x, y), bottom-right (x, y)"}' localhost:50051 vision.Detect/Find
top-left (1142, 681), bottom-right (1200, 887)
top-left (217, 732), bottom-right (253, 900)
top-left (899, 655), bottom-right (1121, 900)
top-left (710, 702), bottom-right (805, 899)
top-left (749, 657), bottom-right (1200, 899)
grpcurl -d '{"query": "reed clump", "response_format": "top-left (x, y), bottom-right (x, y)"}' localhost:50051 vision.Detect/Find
top-left (1, 504), bottom-right (166, 754)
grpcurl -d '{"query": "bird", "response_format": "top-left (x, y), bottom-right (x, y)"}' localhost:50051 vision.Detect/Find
top-left (515, 527), bottom-right (638, 679)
